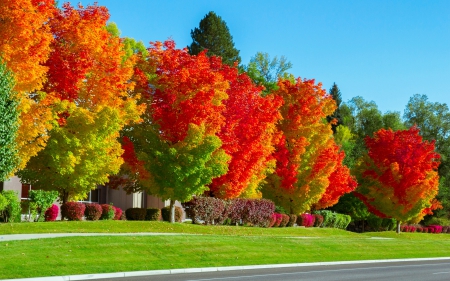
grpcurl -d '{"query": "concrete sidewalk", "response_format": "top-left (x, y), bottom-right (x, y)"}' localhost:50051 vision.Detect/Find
top-left (0, 232), bottom-right (192, 242)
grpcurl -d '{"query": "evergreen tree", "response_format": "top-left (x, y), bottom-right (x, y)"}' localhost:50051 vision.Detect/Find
top-left (327, 83), bottom-right (343, 133)
top-left (188, 11), bottom-right (241, 66)
top-left (0, 61), bottom-right (19, 181)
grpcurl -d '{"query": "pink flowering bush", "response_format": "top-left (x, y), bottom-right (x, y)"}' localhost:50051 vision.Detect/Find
top-left (297, 214), bottom-right (315, 227)
top-left (44, 204), bottom-right (59, 221)
top-left (267, 213), bottom-right (277, 228)
top-left (113, 206), bottom-right (123, 220)
top-left (272, 213), bottom-right (283, 227)
top-left (428, 225), bottom-right (443, 234)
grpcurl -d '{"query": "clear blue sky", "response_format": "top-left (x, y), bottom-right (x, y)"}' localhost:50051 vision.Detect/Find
top-left (68, 0), bottom-right (449, 115)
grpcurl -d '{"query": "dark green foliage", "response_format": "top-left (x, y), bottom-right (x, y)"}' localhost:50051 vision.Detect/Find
top-left (125, 208), bottom-right (146, 221)
top-left (327, 83), bottom-right (343, 133)
top-left (314, 210), bottom-right (351, 229)
top-left (188, 11), bottom-right (241, 66)
top-left (367, 214), bottom-right (396, 231)
top-left (161, 206), bottom-right (183, 222)
top-left (274, 205), bottom-right (288, 215)
top-left (84, 203), bottom-right (102, 221)
top-left (145, 208), bottom-right (161, 221)
top-left (0, 60), bottom-right (19, 181)
top-left (1, 190), bottom-right (21, 222)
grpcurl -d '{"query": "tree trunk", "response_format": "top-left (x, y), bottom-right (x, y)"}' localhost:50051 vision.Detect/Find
top-left (170, 199), bottom-right (175, 223)
top-left (362, 220), bottom-right (365, 233)
top-left (60, 190), bottom-right (69, 220)
top-left (396, 220), bottom-right (401, 234)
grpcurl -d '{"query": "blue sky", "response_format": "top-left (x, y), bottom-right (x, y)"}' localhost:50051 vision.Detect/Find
top-left (68, 0), bottom-right (449, 115)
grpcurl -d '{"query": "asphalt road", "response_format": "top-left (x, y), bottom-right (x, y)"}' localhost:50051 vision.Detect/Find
top-left (80, 260), bottom-right (450, 281)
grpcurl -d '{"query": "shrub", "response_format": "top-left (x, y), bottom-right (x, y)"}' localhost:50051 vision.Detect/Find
top-left (297, 213), bottom-right (315, 227)
top-left (423, 227), bottom-right (429, 233)
top-left (442, 226), bottom-right (449, 233)
top-left (280, 214), bottom-right (290, 227)
top-left (125, 208), bottom-right (146, 221)
top-left (275, 205), bottom-right (287, 215)
top-left (44, 204), bottom-right (59, 222)
top-left (161, 206), bottom-right (183, 222)
top-left (267, 213), bottom-right (277, 228)
top-left (185, 197), bottom-right (225, 225)
top-left (84, 203), bottom-right (102, 221)
top-left (145, 208), bottom-right (161, 221)
top-left (1, 190), bottom-right (21, 222)
top-left (113, 206), bottom-right (122, 220)
top-left (314, 210), bottom-right (336, 227)
top-left (28, 190), bottom-right (58, 222)
top-left (0, 193), bottom-right (7, 212)
top-left (335, 214), bottom-right (352, 229)
top-left (61, 202), bottom-right (85, 221)
top-left (287, 214), bottom-right (297, 227)
top-left (100, 204), bottom-right (115, 220)
top-left (273, 213), bottom-right (283, 227)
top-left (428, 225), bottom-right (443, 234)
top-left (226, 198), bottom-right (248, 225)
top-left (313, 214), bottom-right (324, 227)
top-left (416, 226), bottom-right (423, 233)
top-left (242, 199), bottom-right (275, 227)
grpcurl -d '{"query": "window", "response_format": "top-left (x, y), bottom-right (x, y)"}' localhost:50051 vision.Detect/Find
top-left (82, 188), bottom-right (99, 203)
top-left (21, 184), bottom-right (33, 200)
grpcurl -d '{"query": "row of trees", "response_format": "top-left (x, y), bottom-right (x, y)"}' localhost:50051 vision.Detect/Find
top-left (0, 2), bottom-right (445, 229)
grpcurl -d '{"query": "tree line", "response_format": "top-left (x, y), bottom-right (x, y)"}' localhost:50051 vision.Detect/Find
top-left (0, 2), bottom-right (447, 229)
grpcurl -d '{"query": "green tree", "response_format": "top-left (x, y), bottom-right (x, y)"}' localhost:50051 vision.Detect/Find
top-left (244, 52), bottom-right (293, 94)
top-left (0, 61), bottom-right (19, 181)
top-left (327, 83), bottom-right (343, 133)
top-left (404, 94), bottom-right (450, 219)
top-left (188, 11), bottom-right (241, 66)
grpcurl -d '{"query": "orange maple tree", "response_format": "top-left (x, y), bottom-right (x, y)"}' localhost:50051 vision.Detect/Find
top-left (0, 0), bottom-right (56, 170)
top-left (262, 78), bottom-right (356, 214)
top-left (354, 127), bottom-right (441, 229)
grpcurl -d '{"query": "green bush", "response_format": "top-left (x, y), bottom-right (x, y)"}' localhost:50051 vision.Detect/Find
top-left (314, 210), bottom-right (351, 229)
top-left (125, 208), bottom-right (146, 221)
top-left (161, 206), bottom-right (183, 222)
top-left (1, 190), bottom-right (21, 222)
top-left (145, 208), bottom-right (161, 221)
top-left (28, 190), bottom-right (58, 222)
top-left (0, 193), bottom-right (8, 212)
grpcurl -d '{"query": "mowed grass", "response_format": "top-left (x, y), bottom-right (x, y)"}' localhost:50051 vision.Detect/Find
top-left (0, 221), bottom-right (450, 279)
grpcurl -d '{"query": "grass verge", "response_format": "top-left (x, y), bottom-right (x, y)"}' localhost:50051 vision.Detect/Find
top-left (0, 221), bottom-right (449, 279)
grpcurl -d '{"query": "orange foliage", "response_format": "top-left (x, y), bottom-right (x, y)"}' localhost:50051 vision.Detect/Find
top-left (0, 0), bottom-right (56, 170)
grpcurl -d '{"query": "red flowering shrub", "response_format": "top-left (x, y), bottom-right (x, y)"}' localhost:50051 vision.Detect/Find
top-left (61, 202), bottom-right (85, 221)
top-left (297, 214), bottom-right (315, 227)
top-left (423, 227), bottom-right (429, 233)
top-left (428, 225), bottom-right (443, 234)
top-left (287, 214), bottom-right (297, 227)
top-left (273, 213), bottom-right (283, 227)
top-left (416, 226), bottom-right (423, 233)
top-left (267, 213), bottom-right (277, 228)
top-left (113, 206), bottom-right (123, 220)
top-left (280, 214), bottom-right (290, 227)
top-left (100, 204), bottom-right (115, 220)
top-left (84, 203), bottom-right (102, 220)
top-left (185, 197), bottom-right (225, 225)
top-left (44, 204), bottom-right (59, 221)
top-left (313, 214), bottom-right (324, 227)
top-left (242, 199), bottom-right (275, 227)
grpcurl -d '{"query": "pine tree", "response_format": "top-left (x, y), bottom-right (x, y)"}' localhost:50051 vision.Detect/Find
top-left (327, 83), bottom-right (343, 133)
top-left (188, 11), bottom-right (241, 66)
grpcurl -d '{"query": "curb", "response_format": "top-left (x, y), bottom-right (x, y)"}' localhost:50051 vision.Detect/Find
top-left (3, 257), bottom-right (450, 281)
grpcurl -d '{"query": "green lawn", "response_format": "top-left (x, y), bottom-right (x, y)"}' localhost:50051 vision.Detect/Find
top-left (1, 221), bottom-right (449, 279)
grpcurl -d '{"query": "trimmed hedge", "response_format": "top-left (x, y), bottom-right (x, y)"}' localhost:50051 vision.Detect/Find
top-left (125, 208), bottom-right (146, 221)
top-left (161, 206), bottom-right (183, 222)
top-left (280, 214), bottom-right (290, 227)
top-left (287, 214), bottom-right (297, 227)
top-left (145, 208), bottom-right (161, 221)
top-left (314, 210), bottom-right (351, 229)
top-left (44, 204), bottom-right (59, 222)
top-left (242, 199), bottom-right (275, 227)
top-left (84, 203), bottom-right (102, 221)
top-left (185, 197), bottom-right (225, 225)
top-left (61, 202), bottom-right (85, 221)
top-left (226, 198), bottom-right (247, 225)
top-left (113, 206), bottom-right (122, 220)
top-left (297, 214), bottom-right (315, 227)
top-left (100, 204), bottom-right (115, 220)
